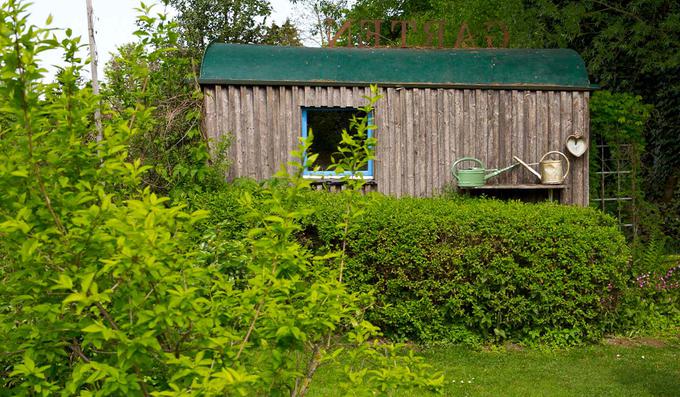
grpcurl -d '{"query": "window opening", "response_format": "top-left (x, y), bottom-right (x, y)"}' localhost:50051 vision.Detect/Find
top-left (301, 107), bottom-right (374, 178)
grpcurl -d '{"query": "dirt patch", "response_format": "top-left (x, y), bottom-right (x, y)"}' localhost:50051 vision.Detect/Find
top-left (504, 342), bottom-right (525, 352)
top-left (638, 337), bottom-right (668, 348)
top-left (481, 342), bottom-right (526, 352)
top-left (604, 336), bottom-right (667, 348)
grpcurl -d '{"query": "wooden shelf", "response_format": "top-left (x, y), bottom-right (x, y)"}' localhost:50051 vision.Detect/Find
top-left (458, 184), bottom-right (566, 190)
top-left (458, 184), bottom-right (566, 202)
top-left (309, 180), bottom-right (377, 186)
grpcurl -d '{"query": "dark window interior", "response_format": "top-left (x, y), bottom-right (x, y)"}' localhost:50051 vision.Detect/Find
top-left (306, 108), bottom-right (368, 171)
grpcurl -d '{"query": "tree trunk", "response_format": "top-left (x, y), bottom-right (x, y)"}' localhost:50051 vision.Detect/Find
top-left (86, 0), bottom-right (103, 142)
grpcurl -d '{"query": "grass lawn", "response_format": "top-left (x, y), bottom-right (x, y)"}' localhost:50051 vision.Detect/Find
top-left (309, 337), bottom-right (680, 396)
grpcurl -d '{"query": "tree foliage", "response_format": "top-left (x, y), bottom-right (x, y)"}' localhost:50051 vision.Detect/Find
top-left (167, 0), bottom-right (272, 51)
top-left (103, 3), bottom-right (299, 197)
top-left (104, 3), bottom-right (227, 196)
top-left (0, 1), bottom-right (443, 394)
top-left (291, 0), bottom-right (350, 46)
top-left (346, 0), bottom-right (535, 48)
top-left (263, 19), bottom-right (303, 46)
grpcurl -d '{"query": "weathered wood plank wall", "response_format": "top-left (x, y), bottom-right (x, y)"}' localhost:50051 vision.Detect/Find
top-left (203, 85), bottom-right (590, 206)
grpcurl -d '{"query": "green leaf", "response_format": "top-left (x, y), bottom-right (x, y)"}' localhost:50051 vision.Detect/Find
top-left (0, 219), bottom-right (31, 234)
top-left (52, 274), bottom-right (74, 290)
top-left (82, 323), bottom-right (106, 333)
top-left (80, 272), bottom-right (96, 294)
top-left (63, 292), bottom-right (88, 305)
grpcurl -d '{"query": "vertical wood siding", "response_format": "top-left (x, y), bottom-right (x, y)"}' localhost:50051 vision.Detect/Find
top-left (204, 85), bottom-right (590, 206)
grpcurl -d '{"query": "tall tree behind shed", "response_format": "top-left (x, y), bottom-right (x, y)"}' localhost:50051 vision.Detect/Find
top-left (85, 0), bottom-right (102, 141)
top-left (168, 0), bottom-right (272, 53)
top-left (263, 19), bottom-right (303, 46)
top-left (291, 0), bottom-right (349, 46)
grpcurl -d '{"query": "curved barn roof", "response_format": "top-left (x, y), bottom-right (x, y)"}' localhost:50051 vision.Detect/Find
top-left (199, 44), bottom-right (593, 90)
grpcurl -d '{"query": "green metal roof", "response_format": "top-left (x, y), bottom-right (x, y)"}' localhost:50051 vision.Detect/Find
top-left (199, 44), bottom-right (592, 90)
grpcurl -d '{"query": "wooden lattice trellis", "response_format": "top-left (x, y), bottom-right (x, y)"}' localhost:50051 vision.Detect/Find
top-left (590, 139), bottom-right (639, 239)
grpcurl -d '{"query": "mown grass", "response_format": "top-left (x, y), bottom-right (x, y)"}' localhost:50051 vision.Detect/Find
top-left (309, 337), bottom-right (680, 396)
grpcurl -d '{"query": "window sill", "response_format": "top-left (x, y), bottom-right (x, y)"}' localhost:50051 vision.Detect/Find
top-left (303, 174), bottom-right (374, 181)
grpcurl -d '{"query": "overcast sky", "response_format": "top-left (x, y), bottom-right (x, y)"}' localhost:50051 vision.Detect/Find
top-left (26, 0), bottom-right (296, 81)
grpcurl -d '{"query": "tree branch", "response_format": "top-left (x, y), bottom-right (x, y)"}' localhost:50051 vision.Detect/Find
top-left (70, 339), bottom-right (91, 363)
top-left (590, 0), bottom-right (645, 23)
top-left (95, 301), bottom-right (150, 397)
top-left (293, 343), bottom-right (323, 397)
top-left (236, 299), bottom-right (264, 360)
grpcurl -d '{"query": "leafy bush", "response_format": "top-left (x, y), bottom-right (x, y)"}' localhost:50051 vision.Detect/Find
top-left (294, 193), bottom-right (630, 346)
top-left (103, 3), bottom-right (229, 196)
top-left (194, 186), bottom-right (631, 346)
top-left (185, 178), bottom-right (264, 238)
top-left (0, 3), bottom-right (442, 395)
top-left (590, 90), bottom-right (651, 150)
top-left (615, 237), bottom-right (680, 333)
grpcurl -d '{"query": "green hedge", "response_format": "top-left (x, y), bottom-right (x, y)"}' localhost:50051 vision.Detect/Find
top-left (189, 185), bottom-right (630, 346)
top-left (184, 178), bottom-right (264, 239)
top-left (300, 192), bottom-right (630, 346)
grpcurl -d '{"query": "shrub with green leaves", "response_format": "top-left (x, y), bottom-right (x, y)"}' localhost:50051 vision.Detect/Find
top-left (295, 194), bottom-right (631, 346)
top-left (195, 186), bottom-right (631, 346)
top-left (103, 2), bottom-right (229, 196)
top-left (0, 1), bottom-right (442, 395)
top-left (615, 238), bottom-right (680, 333)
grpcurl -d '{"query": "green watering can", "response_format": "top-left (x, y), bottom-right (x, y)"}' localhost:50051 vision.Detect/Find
top-left (451, 157), bottom-right (518, 187)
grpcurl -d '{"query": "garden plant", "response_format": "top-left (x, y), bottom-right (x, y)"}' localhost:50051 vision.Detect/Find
top-left (0, 1), bottom-right (441, 395)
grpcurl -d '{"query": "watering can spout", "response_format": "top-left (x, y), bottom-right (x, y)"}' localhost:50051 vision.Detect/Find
top-left (513, 156), bottom-right (542, 179)
top-left (484, 163), bottom-right (518, 181)
top-left (513, 152), bottom-right (570, 184)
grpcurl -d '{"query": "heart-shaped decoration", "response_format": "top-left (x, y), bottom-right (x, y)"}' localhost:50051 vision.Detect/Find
top-left (566, 134), bottom-right (588, 157)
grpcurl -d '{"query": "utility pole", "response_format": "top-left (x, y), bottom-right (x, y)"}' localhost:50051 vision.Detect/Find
top-left (86, 0), bottom-right (103, 142)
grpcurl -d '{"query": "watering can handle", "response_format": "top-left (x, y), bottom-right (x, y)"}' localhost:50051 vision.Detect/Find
top-left (451, 157), bottom-right (484, 181)
top-left (540, 151), bottom-right (570, 182)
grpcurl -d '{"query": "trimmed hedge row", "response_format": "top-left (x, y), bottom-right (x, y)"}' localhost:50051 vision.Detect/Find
top-left (190, 185), bottom-right (631, 345)
top-left (303, 192), bottom-right (629, 345)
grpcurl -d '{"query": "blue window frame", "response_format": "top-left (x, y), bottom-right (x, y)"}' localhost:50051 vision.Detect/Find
top-left (301, 107), bottom-right (374, 178)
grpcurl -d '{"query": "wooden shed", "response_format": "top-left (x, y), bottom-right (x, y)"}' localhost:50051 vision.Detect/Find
top-left (200, 44), bottom-right (594, 206)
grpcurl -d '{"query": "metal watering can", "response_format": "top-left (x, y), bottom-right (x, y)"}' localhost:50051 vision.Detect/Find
top-left (513, 151), bottom-right (570, 185)
top-left (451, 157), bottom-right (518, 187)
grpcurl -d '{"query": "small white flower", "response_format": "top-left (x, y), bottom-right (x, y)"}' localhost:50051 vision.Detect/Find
top-left (641, 356), bottom-right (645, 359)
